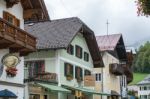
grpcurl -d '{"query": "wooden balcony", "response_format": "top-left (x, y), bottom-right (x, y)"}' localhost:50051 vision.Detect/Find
top-left (109, 63), bottom-right (124, 76)
top-left (0, 18), bottom-right (36, 56)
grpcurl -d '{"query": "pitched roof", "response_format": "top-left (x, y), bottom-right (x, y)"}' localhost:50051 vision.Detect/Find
top-left (96, 34), bottom-right (122, 51)
top-left (96, 34), bottom-right (127, 61)
top-left (137, 75), bottom-right (150, 85)
top-left (25, 17), bottom-right (104, 67)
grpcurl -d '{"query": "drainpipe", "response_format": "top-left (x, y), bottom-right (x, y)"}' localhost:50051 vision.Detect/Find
top-left (101, 67), bottom-right (104, 99)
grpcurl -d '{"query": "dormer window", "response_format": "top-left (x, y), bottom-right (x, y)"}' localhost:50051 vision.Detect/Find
top-left (75, 45), bottom-right (82, 59)
top-left (67, 44), bottom-right (74, 55)
top-left (3, 11), bottom-right (20, 27)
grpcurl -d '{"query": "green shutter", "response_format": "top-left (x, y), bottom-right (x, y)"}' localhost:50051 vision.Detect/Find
top-left (64, 63), bottom-right (67, 76)
top-left (71, 45), bottom-right (74, 55)
top-left (75, 45), bottom-right (82, 59)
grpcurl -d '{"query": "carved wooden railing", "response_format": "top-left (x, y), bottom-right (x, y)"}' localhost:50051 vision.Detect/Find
top-left (109, 63), bottom-right (124, 76)
top-left (0, 18), bottom-right (36, 50)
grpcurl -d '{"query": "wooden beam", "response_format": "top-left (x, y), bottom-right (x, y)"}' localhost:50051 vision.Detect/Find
top-left (23, 9), bottom-right (42, 19)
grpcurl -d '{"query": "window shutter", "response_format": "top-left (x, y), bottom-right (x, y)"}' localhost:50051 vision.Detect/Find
top-left (71, 45), bottom-right (74, 55)
top-left (96, 74), bottom-right (98, 81)
top-left (80, 48), bottom-right (82, 58)
top-left (75, 67), bottom-right (78, 79)
top-left (14, 18), bottom-right (20, 27)
top-left (84, 52), bottom-right (89, 62)
top-left (67, 45), bottom-right (74, 55)
top-left (80, 68), bottom-right (83, 80)
top-left (3, 11), bottom-right (8, 20)
top-left (64, 63), bottom-right (67, 76)
top-left (75, 45), bottom-right (82, 58)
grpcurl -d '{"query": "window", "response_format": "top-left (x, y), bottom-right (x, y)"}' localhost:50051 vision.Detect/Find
top-left (75, 45), bottom-right (82, 59)
top-left (3, 11), bottom-right (20, 27)
top-left (64, 63), bottom-right (74, 80)
top-left (140, 86), bottom-right (142, 90)
top-left (67, 44), bottom-right (74, 55)
top-left (144, 86), bottom-right (147, 90)
top-left (25, 60), bottom-right (45, 78)
top-left (95, 73), bottom-right (101, 81)
top-left (84, 52), bottom-right (89, 62)
top-left (75, 66), bottom-right (83, 82)
top-left (84, 69), bottom-right (91, 75)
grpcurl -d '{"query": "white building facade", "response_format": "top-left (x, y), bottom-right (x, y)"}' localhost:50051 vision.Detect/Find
top-left (0, 0), bottom-right (36, 99)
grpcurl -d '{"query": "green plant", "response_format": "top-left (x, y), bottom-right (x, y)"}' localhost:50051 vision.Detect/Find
top-left (136, 0), bottom-right (150, 16)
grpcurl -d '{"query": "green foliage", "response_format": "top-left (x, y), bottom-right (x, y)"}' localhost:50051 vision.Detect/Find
top-left (133, 41), bottom-right (150, 73)
top-left (136, 0), bottom-right (150, 16)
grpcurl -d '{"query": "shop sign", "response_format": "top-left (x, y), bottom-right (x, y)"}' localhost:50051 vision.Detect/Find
top-left (35, 72), bottom-right (58, 82)
top-left (84, 75), bottom-right (95, 87)
top-left (1, 54), bottom-right (20, 77)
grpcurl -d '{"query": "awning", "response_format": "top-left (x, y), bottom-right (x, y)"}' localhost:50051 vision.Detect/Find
top-left (62, 85), bottom-right (110, 96)
top-left (0, 89), bottom-right (17, 98)
top-left (37, 83), bottom-right (71, 94)
top-left (111, 90), bottom-right (120, 96)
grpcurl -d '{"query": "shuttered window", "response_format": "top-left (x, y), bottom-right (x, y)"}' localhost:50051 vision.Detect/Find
top-left (3, 11), bottom-right (20, 27)
top-left (25, 60), bottom-right (45, 78)
top-left (84, 52), bottom-right (89, 62)
top-left (67, 44), bottom-right (74, 55)
top-left (64, 63), bottom-right (74, 77)
top-left (75, 45), bottom-right (82, 59)
top-left (75, 66), bottom-right (83, 81)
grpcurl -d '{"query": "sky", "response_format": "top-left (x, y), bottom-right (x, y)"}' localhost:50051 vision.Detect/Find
top-left (45, 0), bottom-right (150, 46)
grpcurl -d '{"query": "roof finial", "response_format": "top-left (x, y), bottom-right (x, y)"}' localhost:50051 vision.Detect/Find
top-left (106, 20), bottom-right (109, 35)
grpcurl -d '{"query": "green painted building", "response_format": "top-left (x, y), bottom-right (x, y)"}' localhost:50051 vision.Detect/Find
top-left (24, 17), bottom-right (104, 99)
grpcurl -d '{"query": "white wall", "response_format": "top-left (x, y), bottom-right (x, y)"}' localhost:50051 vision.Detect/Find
top-left (0, 49), bottom-right (24, 84)
top-left (0, 0), bottom-right (24, 29)
top-left (0, 49), bottom-right (24, 99)
top-left (102, 52), bottom-right (121, 95)
top-left (138, 84), bottom-right (150, 97)
top-left (0, 85), bottom-right (24, 99)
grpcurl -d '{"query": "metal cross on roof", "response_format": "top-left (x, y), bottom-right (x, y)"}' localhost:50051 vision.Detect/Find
top-left (106, 20), bottom-right (109, 35)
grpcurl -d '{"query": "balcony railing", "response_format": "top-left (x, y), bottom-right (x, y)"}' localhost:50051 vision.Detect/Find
top-left (109, 63), bottom-right (124, 76)
top-left (0, 18), bottom-right (36, 55)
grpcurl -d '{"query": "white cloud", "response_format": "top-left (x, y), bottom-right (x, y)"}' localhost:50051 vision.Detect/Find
top-left (45, 0), bottom-right (150, 45)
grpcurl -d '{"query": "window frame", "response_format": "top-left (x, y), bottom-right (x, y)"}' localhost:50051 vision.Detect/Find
top-left (84, 52), bottom-right (89, 62)
top-left (75, 45), bottom-right (82, 59)
top-left (67, 44), bottom-right (74, 55)
top-left (95, 73), bottom-right (101, 82)
top-left (3, 11), bottom-right (20, 27)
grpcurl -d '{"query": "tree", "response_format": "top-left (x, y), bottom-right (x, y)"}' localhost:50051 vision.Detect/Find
top-left (133, 41), bottom-right (150, 73)
top-left (136, 0), bottom-right (150, 16)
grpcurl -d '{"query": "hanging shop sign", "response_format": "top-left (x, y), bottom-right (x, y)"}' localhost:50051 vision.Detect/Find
top-left (35, 72), bottom-right (58, 83)
top-left (1, 54), bottom-right (20, 77)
